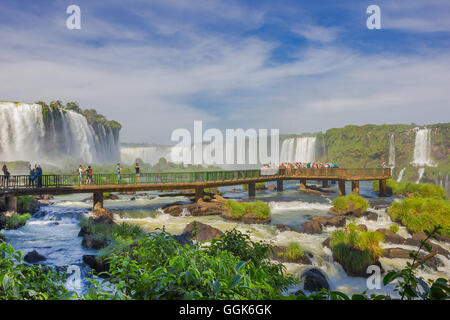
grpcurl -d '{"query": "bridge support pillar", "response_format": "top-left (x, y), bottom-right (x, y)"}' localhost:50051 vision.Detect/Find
top-left (322, 180), bottom-right (329, 188)
top-left (5, 195), bottom-right (17, 214)
top-left (338, 180), bottom-right (346, 196)
top-left (331, 180), bottom-right (336, 185)
top-left (277, 179), bottom-right (283, 191)
top-left (248, 182), bottom-right (256, 197)
top-left (299, 179), bottom-right (307, 191)
top-left (351, 181), bottom-right (360, 194)
top-left (195, 187), bottom-right (204, 201)
top-left (93, 192), bottom-right (104, 211)
top-left (379, 179), bottom-right (387, 197)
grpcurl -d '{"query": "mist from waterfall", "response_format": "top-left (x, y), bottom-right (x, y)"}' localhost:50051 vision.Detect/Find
top-left (0, 102), bottom-right (120, 164)
top-left (412, 128), bottom-right (433, 167)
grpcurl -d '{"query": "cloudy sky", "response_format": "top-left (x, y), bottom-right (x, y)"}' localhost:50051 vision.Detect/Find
top-left (0, 0), bottom-right (449, 143)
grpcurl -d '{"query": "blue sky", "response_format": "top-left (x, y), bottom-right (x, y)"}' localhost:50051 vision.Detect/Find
top-left (0, 0), bottom-right (449, 143)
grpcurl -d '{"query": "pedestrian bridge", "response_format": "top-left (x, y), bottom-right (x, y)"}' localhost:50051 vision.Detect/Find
top-left (0, 168), bottom-right (391, 212)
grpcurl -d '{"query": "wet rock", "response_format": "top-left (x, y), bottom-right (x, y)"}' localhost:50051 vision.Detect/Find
top-left (312, 216), bottom-right (346, 228)
top-left (299, 221), bottom-right (322, 234)
top-left (24, 250), bottom-right (46, 263)
top-left (270, 246), bottom-right (312, 264)
top-left (267, 185), bottom-right (276, 191)
top-left (82, 255), bottom-right (109, 276)
top-left (275, 224), bottom-right (302, 233)
top-left (376, 228), bottom-right (405, 245)
top-left (130, 197), bottom-right (136, 201)
top-left (328, 202), bottom-right (365, 217)
top-left (358, 224), bottom-right (368, 231)
top-left (366, 211), bottom-right (378, 221)
top-left (404, 234), bottom-right (450, 259)
top-left (382, 248), bottom-right (444, 270)
top-left (82, 234), bottom-right (108, 249)
top-left (164, 200), bottom-right (226, 217)
top-left (322, 238), bottom-right (330, 248)
top-left (300, 268), bottom-right (330, 292)
top-left (180, 221), bottom-right (224, 242)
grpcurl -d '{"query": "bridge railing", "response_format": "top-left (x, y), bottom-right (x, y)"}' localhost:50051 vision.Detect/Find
top-left (0, 168), bottom-right (390, 191)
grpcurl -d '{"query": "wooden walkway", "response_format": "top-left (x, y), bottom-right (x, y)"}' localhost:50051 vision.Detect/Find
top-left (0, 168), bottom-right (391, 212)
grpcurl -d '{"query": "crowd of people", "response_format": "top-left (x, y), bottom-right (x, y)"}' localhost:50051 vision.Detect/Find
top-left (29, 164), bottom-right (43, 187)
top-left (261, 162), bottom-right (339, 169)
top-left (75, 162), bottom-right (141, 185)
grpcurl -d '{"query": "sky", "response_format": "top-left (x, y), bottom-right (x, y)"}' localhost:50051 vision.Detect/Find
top-left (0, 0), bottom-right (449, 144)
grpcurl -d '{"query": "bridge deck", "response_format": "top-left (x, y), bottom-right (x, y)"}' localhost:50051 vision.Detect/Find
top-left (0, 168), bottom-right (391, 196)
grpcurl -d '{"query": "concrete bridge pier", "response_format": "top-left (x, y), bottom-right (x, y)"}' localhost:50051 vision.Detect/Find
top-left (322, 180), bottom-right (329, 188)
top-left (277, 179), bottom-right (283, 191)
top-left (338, 180), bottom-right (346, 196)
top-left (248, 182), bottom-right (256, 197)
top-left (351, 181), bottom-right (360, 194)
top-left (195, 187), bottom-right (204, 201)
top-left (299, 179), bottom-right (307, 191)
top-left (331, 180), bottom-right (336, 185)
top-left (5, 195), bottom-right (17, 214)
top-left (93, 191), bottom-right (104, 211)
top-left (379, 179), bottom-right (387, 197)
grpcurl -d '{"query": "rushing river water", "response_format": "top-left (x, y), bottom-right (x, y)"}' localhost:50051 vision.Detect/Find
top-left (3, 181), bottom-right (450, 297)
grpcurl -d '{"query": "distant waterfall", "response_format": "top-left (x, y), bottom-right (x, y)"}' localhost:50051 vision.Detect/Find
top-left (412, 128), bottom-right (433, 166)
top-left (295, 137), bottom-right (316, 163)
top-left (397, 168), bottom-right (405, 182)
top-left (411, 128), bottom-right (435, 183)
top-left (280, 138), bottom-right (295, 163)
top-left (0, 102), bottom-right (120, 164)
top-left (120, 146), bottom-right (174, 165)
top-left (388, 134), bottom-right (395, 168)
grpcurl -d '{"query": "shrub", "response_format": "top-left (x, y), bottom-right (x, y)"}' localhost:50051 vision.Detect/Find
top-left (390, 224), bottom-right (399, 233)
top-left (0, 242), bottom-right (71, 299)
top-left (225, 200), bottom-right (270, 219)
top-left (242, 182), bottom-right (266, 191)
top-left (388, 197), bottom-right (450, 237)
top-left (278, 242), bottom-right (305, 262)
top-left (329, 224), bottom-right (384, 276)
top-left (85, 230), bottom-right (296, 300)
top-left (17, 196), bottom-right (34, 213)
top-left (372, 180), bottom-right (446, 199)
top-left (332, 194), bottom-right (369, 213)
top-left (5, 214), bottom-right (31, 230)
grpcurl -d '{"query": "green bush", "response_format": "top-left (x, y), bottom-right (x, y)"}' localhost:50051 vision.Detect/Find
top-left (85, 230), bottom-right (295, 300)
top-left (388, 197), bottom-right (450, 237)
top-left (390, 224), bottom-right (399, 233)
top-left (372, 180), bottom-right (446, 199)
top-left (17, 196), bottom-right (34, 213)
top-left (278, 242), bottom-right (305, 262)
top-left (5, 214), bottom-right (31, 230)
top-left (330, 223), bottom-right (384, 276)
top-left (332, 194), bottom-right (369, 213)
top-left (0, 242), bottom-right (71, 299)
top-left (242, 182), bottom-right (266, 191)
top-left (225, 200), bottom-right (270, 219)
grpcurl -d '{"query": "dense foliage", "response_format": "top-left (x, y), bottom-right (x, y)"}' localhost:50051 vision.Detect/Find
top-left (372, 179), bottom-right (447, 199)
top-left (0, 242), bottom-right (71, 300)
top-left (84, 229), bottom-right (295, 299)
top-left (278, 242), bottom-right (305, 262)
top-left (388, 197), bottom-right (450, 237)
top-left (4, 214), bottom-right (31, 230)
top-left (329, 223), bottom-right (384, 276)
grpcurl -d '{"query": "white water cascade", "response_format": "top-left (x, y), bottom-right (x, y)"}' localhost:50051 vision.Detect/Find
top-left (120, 146), bottom-right (174, 165)
top-left (280, 138), bottom-right (296, 163)
top-left (388, 134), bottom-right (395, 168)
top-left (397, 168), bottom-right (405, 182)
top-left (411, 128), bottom-right (435, 183)
top-left (295, 137), bottom-right (316, 163)
top-left (0, 102), bottom-right (120, 164)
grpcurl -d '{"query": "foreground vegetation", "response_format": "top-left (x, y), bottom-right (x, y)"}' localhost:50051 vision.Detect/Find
top-left (329, 223), bottom-right (384, 277)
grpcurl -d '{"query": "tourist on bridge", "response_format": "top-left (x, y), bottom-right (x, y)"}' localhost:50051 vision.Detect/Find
top-left (78, 165), bottom-right (84, 186)
top-left (116, 163), bottom-right (121, 184)
top-left (135, 162), bottom-right (141, 183)
top-left (2, 164), bottom-right (10, 187)
top-left (85, 166), bottom-right (93, 185)
top-left (36, 165), bottom-right (43, 188)
top-left (29, 165), bottom-right (36, 187)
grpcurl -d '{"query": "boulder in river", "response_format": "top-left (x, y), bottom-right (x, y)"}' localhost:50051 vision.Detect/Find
top-left (180, 221), bottom-right (223, 242)
top-left (376, 228), bottom-right (405, 245)
top-left (365, 211), bottom-right (378, 221)
top-left (300, 268), bottom-right (330, 292)
top-left (299, 221), bottom-right (322, 234)
top-left (82, 255), bottom-right (110, 276)
top-left (312, 215), bottom-right (346, 228)
top-left (24, 250), bottom-right (46, 263)
top-left (82, 234), bottom-right (108, 249)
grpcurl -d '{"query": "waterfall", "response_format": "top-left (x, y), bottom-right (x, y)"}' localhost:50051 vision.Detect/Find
top-left (280, 138), bottom-right (295, 163)
top-left (0, 102), bottom-right (120, 164)
top-left (388, 134), bottom-right (395, 168)
top-left (412, 128), bottom-right (433, 166)
top-left (417, 168), bottom-right (425, 184)
top-left (294, 137), bottom-right (316, 163)
top-left (397, 168), bottom-right (405, 182)
top-left (120, 146), bottom-right (174, 165)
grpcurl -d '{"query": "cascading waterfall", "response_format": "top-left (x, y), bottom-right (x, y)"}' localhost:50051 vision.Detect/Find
top-left (388, 134), bottom-right (395, 168)
top-left (120, 146), bottom-right (174, 165)
top-left (397, 168), bottom-right (405, 182)
top-left (411, 128), bottom-right (435, 183)
top-left (294, 137), bottom-right (316, 163)
top-left (280, 138), bottom-right (295, 163)
top-left (0, 102), bottom-right (120, 164)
